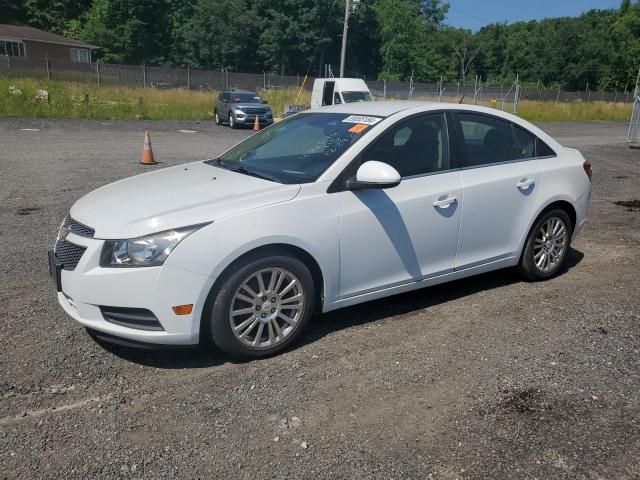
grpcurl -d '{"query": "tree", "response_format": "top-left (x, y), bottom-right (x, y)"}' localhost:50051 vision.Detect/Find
top-left (80, 0), bottom-right (171, 64)
top-left (373, 0), bottom-right (448, 81)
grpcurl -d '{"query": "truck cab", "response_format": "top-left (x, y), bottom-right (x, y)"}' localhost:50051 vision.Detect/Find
top-left (310, 78), bottom-right (373, 109)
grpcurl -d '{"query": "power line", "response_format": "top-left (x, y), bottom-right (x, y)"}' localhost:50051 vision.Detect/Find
top-left (447, 6), bottom-right (495, 27)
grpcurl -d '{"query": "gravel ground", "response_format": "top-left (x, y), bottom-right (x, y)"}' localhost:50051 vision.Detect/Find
top-left (0, 118), bottom-right (639, 479)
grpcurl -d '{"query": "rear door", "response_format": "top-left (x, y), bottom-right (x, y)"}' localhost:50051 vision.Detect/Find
top-left (322, 81), bottom-right (335, 106)
top-left (453, 112), bottom-right (543, 269)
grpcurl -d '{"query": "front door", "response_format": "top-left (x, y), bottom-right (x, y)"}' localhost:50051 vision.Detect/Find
top-left (337, 113), bottom-right (463, 298)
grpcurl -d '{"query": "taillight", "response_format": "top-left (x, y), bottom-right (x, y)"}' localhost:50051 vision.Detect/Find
top-left (583, 160), bottom-right (592, 182)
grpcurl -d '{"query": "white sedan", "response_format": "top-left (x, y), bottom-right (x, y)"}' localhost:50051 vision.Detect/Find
top-left (49, 102), bottom-right (592, 358)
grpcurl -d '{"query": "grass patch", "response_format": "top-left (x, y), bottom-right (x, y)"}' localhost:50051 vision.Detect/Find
top-left (0, 77), bottom-right (311, 120)
top-left (0, 76), bottom-right (632, 122)
top-left (516, 100), bottom-right (632, 122)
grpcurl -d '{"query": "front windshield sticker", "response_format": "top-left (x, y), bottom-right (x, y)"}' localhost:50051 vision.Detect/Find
top-left (341, 115), bottom-right (382, 125)
top-left (348, 123), bottom-right (369, 134)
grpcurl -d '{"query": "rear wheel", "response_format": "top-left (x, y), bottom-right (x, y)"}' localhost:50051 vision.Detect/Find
top-left (206, 254), bottom-right (315, 358)
top-left (518, 209), bottom-right (572, 281)
top-left (214, 110), bottom-right (221, 125)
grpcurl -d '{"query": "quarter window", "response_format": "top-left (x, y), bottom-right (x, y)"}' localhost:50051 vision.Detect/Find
top-left (362, 113), bottom-right (449, 177)
top-left (457, 113), bottom-right (536, 167)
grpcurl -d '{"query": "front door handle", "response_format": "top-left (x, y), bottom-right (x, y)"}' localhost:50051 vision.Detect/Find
top-left (517, 179), bottom-right (535, 189)
top-left (433, 196), bottom-right (458, 208)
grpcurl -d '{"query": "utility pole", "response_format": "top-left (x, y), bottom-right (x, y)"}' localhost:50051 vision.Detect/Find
top-left (339, 0), bottom-right (350, 78)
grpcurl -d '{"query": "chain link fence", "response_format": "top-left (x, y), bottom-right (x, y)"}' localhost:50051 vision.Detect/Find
top-left (0, 55), bottom-right (308, 92)
top-left (0, 54), bottom-right (636, 107)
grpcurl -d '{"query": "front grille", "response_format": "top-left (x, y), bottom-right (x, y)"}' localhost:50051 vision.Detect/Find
top-left (54, 239), bottom-right (86, 271)
top-left (242, 107), bottom-right (267, 115)
top-left (100, 306), bottom-right (164, 331)
top-left (64, 216), bottom-right (95, 238)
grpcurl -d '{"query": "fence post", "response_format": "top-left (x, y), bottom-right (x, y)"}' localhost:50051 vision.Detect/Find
top-left (45, 53), bottom-right (50, 80)
top-left (96, 60), bottom-right (100, 86)
top-left (383, 79), bottom-right (387, 100)
top-left (5, 54), bottom-right (9, 71)
top-left (187, 66), bottom-right (191, 90)
top-left (142, 63), bottom-right (146, 88)
top-left (556, 86), bottom-right (561, 104)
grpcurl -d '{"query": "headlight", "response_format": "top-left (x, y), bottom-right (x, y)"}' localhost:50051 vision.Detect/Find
top-left (100, 223), bottom-right (208, 268)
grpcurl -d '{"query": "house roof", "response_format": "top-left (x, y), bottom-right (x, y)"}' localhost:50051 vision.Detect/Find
top-left (0, 24), bottom-right (96, 49)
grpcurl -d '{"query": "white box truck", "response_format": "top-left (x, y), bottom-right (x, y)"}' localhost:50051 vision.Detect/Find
top-left (310, 78), bottom-right (374, 109)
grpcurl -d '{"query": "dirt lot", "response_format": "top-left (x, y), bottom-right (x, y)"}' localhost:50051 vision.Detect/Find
top-left (0, 118), bottom-right (639, 479)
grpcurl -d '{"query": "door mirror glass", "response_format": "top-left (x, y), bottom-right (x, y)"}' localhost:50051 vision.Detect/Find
top-left (347, 161), bottom-right (401, 190)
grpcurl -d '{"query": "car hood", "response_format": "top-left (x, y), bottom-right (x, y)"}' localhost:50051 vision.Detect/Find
top-left (70, 161), bottom-right (300, 239)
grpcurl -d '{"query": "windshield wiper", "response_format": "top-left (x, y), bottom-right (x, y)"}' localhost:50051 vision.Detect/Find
top-left (232, 165), bottom-right (279, 183)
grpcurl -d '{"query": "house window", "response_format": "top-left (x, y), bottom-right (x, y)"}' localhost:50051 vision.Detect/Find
top-left (0, 39), bottom-right (25, 57)
top-left (70, 48), bottom-right (90, 63)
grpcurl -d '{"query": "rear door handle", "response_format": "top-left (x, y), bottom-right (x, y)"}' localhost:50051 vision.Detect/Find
top-left (433, 196), bottom-right (458, 208)
top-left (517, 179), bottom-right (535, 189)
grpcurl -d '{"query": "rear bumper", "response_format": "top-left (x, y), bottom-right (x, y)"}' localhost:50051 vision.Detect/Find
top-left (572, 189), bottom-right (591, 239)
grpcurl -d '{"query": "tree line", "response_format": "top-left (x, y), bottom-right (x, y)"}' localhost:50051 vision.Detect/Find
top-left (2, 0), bottom-right (640, 91)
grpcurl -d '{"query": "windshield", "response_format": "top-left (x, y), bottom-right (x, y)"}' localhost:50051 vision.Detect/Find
top-left (206, 113), bottom-right (383, 184)
top-left (230, 93), bottom-right (262, 103)
top-left (341, 91), bottom-right (373, 103)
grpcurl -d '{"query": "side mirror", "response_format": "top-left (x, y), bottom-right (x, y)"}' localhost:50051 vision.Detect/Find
top-left (346, 161), bottom-right (401, 190)
top-left (262, 99), bottom-right (269, 104)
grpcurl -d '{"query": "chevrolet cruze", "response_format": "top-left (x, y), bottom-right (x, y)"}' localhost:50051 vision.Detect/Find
top-left (49, 102), bottom-right (592, 358)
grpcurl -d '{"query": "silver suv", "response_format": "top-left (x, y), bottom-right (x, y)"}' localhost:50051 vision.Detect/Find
top-left (214, 90), bottom-right (274, 129)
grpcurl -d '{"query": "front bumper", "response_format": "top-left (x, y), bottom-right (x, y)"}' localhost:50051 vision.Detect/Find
top-left (50, 232), bottom-right (212, 346)
top-left (233, 112), bottom-right (273, 125)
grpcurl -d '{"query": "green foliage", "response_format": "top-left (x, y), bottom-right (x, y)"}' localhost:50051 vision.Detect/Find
top-left (5, 0), bottom-right (640, 90)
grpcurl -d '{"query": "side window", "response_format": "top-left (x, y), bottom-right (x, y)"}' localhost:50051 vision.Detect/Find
top-left (456, 113), bottom-right (536, 167)
top-left (362, 113), bottom-right (449, 177)
top-left (334, 92), bottom-right (342, 105)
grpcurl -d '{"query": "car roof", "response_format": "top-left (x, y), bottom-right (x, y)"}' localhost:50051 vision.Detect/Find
top-left (306, 100), bottom-right (524, 121)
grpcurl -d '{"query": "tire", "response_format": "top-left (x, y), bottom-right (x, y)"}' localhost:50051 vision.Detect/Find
top-left (214, 110), bottom-right (221, 125)
top-left (518, 208), bottom-right (573, 281)
top-left (205, 254), bottom-right (315, 358)
top-left (229, 113), bottom-right (237, 129)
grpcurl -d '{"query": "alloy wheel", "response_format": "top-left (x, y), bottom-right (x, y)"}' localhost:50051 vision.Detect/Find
top-left (533, 216), bottom-right (568, 273)
top-left (229, 268), bottom-right (305, 349)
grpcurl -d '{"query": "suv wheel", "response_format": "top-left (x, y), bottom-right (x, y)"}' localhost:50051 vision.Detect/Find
top-left (214, 111), bottom-right (221, 125)
top-left (229, 113), bottom-right (237, 129)
top-left (205, 254), bottom-right (315, 358)
top-left (518, 208), bottom-right (572, 281)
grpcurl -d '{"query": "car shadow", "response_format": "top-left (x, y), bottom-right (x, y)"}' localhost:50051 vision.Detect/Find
top-left (93, 247), bottom-right (584, 369)
top-left (300, 247), bottom-right (584, 347)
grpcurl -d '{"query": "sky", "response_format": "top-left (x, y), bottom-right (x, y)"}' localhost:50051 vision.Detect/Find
top-left (445, 0), bottom-right (623, 30)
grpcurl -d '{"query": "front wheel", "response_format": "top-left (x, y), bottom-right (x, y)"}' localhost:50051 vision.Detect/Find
top-left (206, 254), bottom-right (315, 358)
top-left (228, 113), bottom-right (237, 129)
top-left (518, 209), bottom-right (573, 281)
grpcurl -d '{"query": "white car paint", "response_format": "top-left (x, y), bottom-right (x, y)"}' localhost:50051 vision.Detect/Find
top-left (53, 102), bottom-right (591, 346)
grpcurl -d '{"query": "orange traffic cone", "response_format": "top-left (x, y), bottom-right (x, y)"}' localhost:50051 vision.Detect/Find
top-left (140, 130), bottom-right (157, 165)
top-left (253, 115), bottom-right (260, 131)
